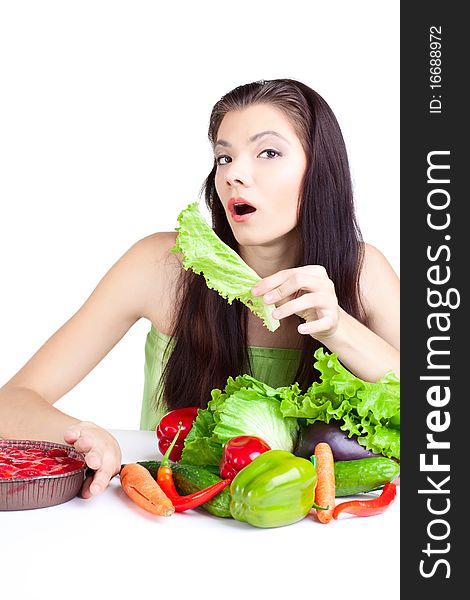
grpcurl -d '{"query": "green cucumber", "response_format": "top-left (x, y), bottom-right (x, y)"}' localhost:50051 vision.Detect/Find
top-left (135, 461), bottom-right (231, 518)
top-left (334, 457), bottom-right (400, 497)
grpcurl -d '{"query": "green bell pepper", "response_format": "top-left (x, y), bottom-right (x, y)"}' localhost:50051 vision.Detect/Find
top-left (229, 449), bottom-right (317, 528)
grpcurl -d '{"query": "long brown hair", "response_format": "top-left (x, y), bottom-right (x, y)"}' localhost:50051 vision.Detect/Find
top-left (159, 79), bottom-right (365, 412)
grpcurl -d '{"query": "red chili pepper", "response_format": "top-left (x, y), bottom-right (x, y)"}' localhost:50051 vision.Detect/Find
top-left (333, 482), bottom-right (397, 519)
top-left (156, 407), bottom-right (199, 462)
top-left (219, 435), bottom-right (271, 480)
top-left (157, 424), bottom-right (231, 512)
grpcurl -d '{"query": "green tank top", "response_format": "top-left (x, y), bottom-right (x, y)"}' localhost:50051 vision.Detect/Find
top-left (139, 325), bottom-right (301, 430)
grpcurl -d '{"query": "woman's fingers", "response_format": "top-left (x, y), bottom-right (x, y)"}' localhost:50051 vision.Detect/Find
top-left (81, 444), bottom-right (120, 496)
top-left (272, 292), bottom-right (328, 320)
top-left (63, 428), bottom-right (80, 444)
top-left (252, 271), bottom-right (289, 298)
top-left (63, 423), bottom-right (122, 499)
top-left (89, 447), bottom-right (121, 496)
top-left (89, 465), bottom-right (116, 496)
top-left (252, 266), bottom-right (339, 338)
top-left (85, 450), bottom-right (102, 471)
top-left (80, 456), bottom-right (118, 498)
top-left (80, 465), bottom-right (115, 498)
top-left (298, 316), bottom-right (335, 335)
top-left (80, 474), bottom-right (94, 499)
top-left (271, 292), bottom-right (338, 337)
top-left (253, 266), bottom-right (333, 305)
top-left (64, 428), bottom-right (93, 453)
top-left (75, 437), bottom-right (94, 455)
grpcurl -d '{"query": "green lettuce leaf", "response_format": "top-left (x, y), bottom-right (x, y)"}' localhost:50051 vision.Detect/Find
top-left (279, 347), bottom-right (401, 459)
top-left (172, 202), bottom-right (280, 332)
top-left (180, 408), bottom-right (223, 466)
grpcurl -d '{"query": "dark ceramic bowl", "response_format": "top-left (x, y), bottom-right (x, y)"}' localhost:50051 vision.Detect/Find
top-left (0, 439), bottom-right (86, 511)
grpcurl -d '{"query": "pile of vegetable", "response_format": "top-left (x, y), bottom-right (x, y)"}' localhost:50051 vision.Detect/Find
top-left (120, 348), bottom-right (400, 527)
top-left (119, 202), bottom-right (399, 525)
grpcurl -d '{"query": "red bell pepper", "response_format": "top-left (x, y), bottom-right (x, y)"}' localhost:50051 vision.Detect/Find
top-left (156, 407), bottom-right (199, 462)
top-left (219, 435), bottom-right (271, 480)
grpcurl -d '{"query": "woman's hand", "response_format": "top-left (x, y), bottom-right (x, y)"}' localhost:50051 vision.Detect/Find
top-left (63, 422), bottom-right (122, 498)
top-left (252, 265), bottom-right (340, 339)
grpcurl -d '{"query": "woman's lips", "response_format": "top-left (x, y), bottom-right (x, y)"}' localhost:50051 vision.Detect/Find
top-left (228, 197), bottom-right (257, 222)
top-left (231, 210), bottom-right (256, 222)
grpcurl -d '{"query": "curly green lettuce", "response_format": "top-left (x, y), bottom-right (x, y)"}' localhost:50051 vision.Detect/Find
top-left (179, 348), bottom-right (400, 465)
top-left (172, 202), bottom-right (279, 332)
top-left (279, 348), bottom-right (400, 459)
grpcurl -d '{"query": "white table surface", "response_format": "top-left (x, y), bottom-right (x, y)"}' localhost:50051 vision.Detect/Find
top-left (1, 429), bottom-right (400, 600)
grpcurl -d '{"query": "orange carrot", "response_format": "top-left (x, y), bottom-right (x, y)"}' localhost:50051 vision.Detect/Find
top-left (120, 463), bottom-right (175, 516)
top-left (314, 442), bottom-right (335, 524)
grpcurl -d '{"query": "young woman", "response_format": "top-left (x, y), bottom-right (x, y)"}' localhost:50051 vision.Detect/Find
top-left (0, 79), bottom-right (400, 498)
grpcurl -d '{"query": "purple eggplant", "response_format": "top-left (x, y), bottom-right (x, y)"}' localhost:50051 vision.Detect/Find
top-left (294, 421), bottom-right (380, 461)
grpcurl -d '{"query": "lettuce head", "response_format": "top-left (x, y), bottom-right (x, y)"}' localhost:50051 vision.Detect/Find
top-left (180, 374), bottom-right (299, 466)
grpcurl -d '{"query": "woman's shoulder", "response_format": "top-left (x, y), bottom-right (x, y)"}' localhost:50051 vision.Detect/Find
top-left (126, 231), bottom-right (183, 275)
top-left (361, 242), bottom-right (390, 269)
top-left (120, 231), bottom-right (182, 283)
top-left (123, 231), bottom-right (183, 329)
top-left (130, 231), bottom-right (178, 259)
top-left (360, 242), bottom-right (398, 283)
top-left (358, 242), bottom-right (400, 342)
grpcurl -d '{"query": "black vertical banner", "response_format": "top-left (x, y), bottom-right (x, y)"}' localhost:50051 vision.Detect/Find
top-left (401, 2), bottom-right (466, 596)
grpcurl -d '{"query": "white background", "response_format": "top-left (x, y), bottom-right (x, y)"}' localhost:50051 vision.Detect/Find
top-left (0, 1), bottom-right (399, 430)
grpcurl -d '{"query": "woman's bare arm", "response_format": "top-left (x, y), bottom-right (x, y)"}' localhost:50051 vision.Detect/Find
top-left (252, 242), bottom-right (400, 381)
top-left (0, 231), bottom-right (176, 494)
top-left (323, 242), bottom-right (400, 379)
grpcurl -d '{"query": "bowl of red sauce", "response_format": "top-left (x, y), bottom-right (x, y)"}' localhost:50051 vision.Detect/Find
top-left (0, 439), bottom-right (86, 510)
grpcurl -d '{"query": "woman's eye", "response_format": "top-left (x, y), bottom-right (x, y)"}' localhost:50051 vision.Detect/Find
top-left (215, 155), bottom-right (231, 166)
top-left (259, 149), bottom-right (281, 159)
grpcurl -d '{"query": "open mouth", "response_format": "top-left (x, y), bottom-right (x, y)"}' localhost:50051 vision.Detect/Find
top-left (233, 203), bottom-right (256, 216)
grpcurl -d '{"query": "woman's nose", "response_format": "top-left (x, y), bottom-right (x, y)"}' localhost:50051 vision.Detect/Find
top-left (224, 158), bottom-right (252, 187)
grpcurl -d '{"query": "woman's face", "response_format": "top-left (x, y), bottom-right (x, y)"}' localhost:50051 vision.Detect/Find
top-left (214, 103), bottom-right (307, 247)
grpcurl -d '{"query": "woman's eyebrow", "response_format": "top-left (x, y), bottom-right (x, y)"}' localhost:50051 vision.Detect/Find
top-left (249, 130), bottom-right (289, 144)
top-left (214, 130), bottom-right (290, 149)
